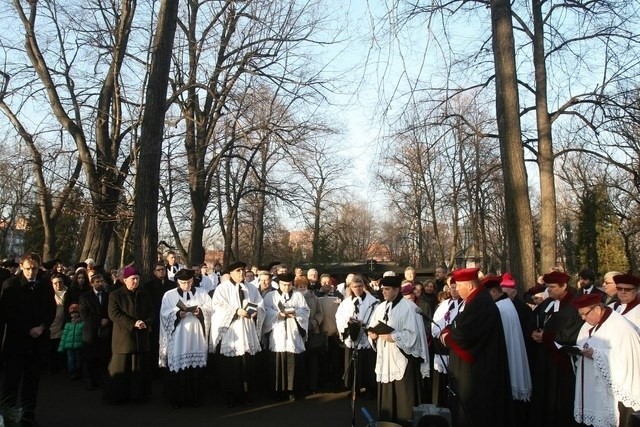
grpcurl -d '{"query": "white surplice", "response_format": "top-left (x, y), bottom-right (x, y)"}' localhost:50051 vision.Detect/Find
top-left (574, 309), bottom-right (640, 427)
top-left (496, 296), bottom-right (532, 401)
top-left (367, 297), bottom-right (430, 383)
top-left (159, 287), bottom-right (212, 372)
top-left (208, 279), bottom-right (263, 356)
top-left (261, 290), bottom-right (309, 354)
top-left (335, 292), bottom-right (379, 349)
top-left (608, 299), bottom-right (640, 332)
top-left (431, 298), bottom-right (461, 373)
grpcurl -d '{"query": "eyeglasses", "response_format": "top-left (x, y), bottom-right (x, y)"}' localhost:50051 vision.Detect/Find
top-left (578, 306), bottom-right (597, 318)
top-left (616, 287), bottom-right (636, 292)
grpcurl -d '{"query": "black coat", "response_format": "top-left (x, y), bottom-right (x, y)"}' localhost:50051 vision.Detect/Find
top-left (529, 291), bottom-right (583, 427)
top-left (443, 287), bottom-right (513, 427)
top-left (108, 286), bottom-right (154, 354)
top-left (0, 272), bottom-right (56, 356)
top-left (79, 289), bottom-right (111, 344)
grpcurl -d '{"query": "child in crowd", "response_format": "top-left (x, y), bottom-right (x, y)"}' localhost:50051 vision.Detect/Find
top-left (58, 303), bottom-right (84, 380)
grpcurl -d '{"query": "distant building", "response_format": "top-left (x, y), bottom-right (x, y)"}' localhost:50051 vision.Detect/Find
top-left (0, 217), bottom-right (26, 257)
top-left (366, 241), bottom-right (392, 262)
top-left (289, 230), bottom-right (313, 260)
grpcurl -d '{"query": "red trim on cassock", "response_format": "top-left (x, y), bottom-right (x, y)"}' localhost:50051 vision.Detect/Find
top-left (442, 328), bottom-right (475, 364)
top-left (622, 296), bottom-right (640, 315)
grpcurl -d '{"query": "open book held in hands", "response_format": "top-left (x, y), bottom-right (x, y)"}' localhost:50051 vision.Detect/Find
top-left (554, 341), bottom-right (582, 356)
top-left (244, 301), bottom-right (258, 316)
top-left (176, 299), bottom-right (198, 313)
top-left (367, 321), bottom-right (395, 335)
top-left (277, 301), bottom-right (296, 315)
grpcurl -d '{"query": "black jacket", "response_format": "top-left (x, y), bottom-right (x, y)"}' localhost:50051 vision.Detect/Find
top-left (0, 272), bottom-right (56, 356)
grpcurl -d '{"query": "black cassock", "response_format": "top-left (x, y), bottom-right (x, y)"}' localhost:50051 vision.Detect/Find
top-left (443, 287), bottom-right (513, 427)
top-left (529, 292), bottom-right (583, 427)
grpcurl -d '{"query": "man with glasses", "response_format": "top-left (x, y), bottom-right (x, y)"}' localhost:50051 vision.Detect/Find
top-left (572, 292), bottom-right (640, 426)
top-left (601, 271), bottom-right (623, 306)
top-left (609, 274), bottom-right (640, 330)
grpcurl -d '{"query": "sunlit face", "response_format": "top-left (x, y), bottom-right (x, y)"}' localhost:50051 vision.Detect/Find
top-left (280, 281), bottom-right (294, 293)
top-left (546, 282), bottom-right (567, 301)
top-left (578, 304), bottom-right (603, 326)
top-left (456, 281), bottom-right (475, 300)
top-left (413, 284), bottom-right (423, 297)
top-left (307, 270), bottom-right (318, 282)
top-left (381, 285), bottom-right (400, 302)
top-left (405, 269), bottom-right (415, 282)
top-left (602, 275), bottom-right (617, 297)
top-left (259, 274), bottom-right (272, 289)
top-left (166, 253), bottom-right (176, 265)
top-left (295, 267), bottom-right (303, 277)
top-left (21, 260), bottom-right (38, 281)
top-left (435, 268), bottom-right (447, 280)
top-left (230, 267), bottom-right (245, 284)
top-left (617, 284), bottom-right (638, 304)
top-left (350, 278), bottom-right (365, 297)
top-left (124, 275), bottom-right (140, 291)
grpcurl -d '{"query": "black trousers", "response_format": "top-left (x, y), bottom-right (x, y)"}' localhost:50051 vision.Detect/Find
top-left (2, 352), bottom-right (43, 419)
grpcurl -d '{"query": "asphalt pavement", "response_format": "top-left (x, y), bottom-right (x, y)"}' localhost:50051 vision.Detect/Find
top-left (33, 372), bottom-right (379, 427)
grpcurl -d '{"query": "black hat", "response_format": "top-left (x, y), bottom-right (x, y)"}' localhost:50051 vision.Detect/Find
top-left (277, 273), bottom-right (296, 283)
top-left (42, 259), bottom-right (61, 270)
top-left (368, 271), bottom-right (382, 281)
top-left (379, 276), bottom-right (403, 288)
top-left (226, 261), bottom-right (247, 272)
top-left (1, 258), bottom-right (18, 268)
top-left (578, 268), bottom-right (596, 282)
top-left (267, 261), bottom-right (281, 270)
top-left (174, 269), bottom-right (195, 281)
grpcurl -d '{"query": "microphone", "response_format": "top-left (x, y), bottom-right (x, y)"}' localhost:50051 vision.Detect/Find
top-left (415, 307), bottom-right (436, 324)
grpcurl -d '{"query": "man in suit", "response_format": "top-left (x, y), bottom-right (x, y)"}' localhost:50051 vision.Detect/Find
top-left (576, 268), bottom-right (604, 297)
top-left (0, 253), bottom-right (56, 425)
top-left (79, 273), bottom-right (112, 390)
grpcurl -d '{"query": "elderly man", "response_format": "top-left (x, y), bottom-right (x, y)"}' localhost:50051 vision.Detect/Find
top-left (336, 274), bottom-right (379, 399)
top-left (106, 266), bottom-right (155, 404)
top-left (572, 292), bottom-right (640, 427)
top-left (159, 269), bottom-right (212, 408)
top-left (209, 261), bottom-right (263, 407)
top-left (601, 271), bottom-right (622, 305)
top-left (440, 268), bottom-right (512, 427)
top-left (529, 270), bottom-right (584, 427)
top-left (609, 273), bottom-right (640, 330)
top-left (307, 268), bottom-right (320, 291)
top-left (367, 275), bottom-right (429, 425)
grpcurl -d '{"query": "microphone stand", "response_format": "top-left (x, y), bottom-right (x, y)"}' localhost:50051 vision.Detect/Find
top-left (343, 302), bottom-right (377, 427)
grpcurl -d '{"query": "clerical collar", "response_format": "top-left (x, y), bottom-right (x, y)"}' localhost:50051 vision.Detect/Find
top-left (277, 289), bottom-right (293, 299)
top-left (352, 293), bottom-right (366, 302)
top-left (390, 292), bottom-right (402, 308)
top-left (177, 288), bottom-right (192, 298)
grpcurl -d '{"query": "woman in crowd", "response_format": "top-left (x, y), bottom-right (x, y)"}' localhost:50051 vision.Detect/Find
top-left (48, 272), bottom-right (68, 373)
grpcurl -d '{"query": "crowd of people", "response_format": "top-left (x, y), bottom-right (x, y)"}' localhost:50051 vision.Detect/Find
top-left (0, 253), bottom-right (639, 427)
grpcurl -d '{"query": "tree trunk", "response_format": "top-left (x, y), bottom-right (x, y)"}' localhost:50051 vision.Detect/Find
top-left (491, 0), bottom-right (537, 292)
top-left (81, 215), bottom-right (116, 265)
top-left (132, 0), bottom-right (180, 282)
top-left (532, 0), bottom-right (557, 272)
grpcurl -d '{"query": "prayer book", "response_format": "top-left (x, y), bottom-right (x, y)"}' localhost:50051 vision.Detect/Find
top-left (176, 299), bottom-right (198, 313)
top-left (278, 301), bottom-right (296, 314)
top-left (367, 321), bottom-right (395, 335)
top-left (244, 301), bottom-right (258, 316)
top-left (554, 341), bottom-right (582, 356)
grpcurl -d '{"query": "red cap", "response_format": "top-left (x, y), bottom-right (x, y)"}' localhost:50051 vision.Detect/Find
top-left (501, 273), bottom-right (516, 288)
top-left (542, 271), bottom-right (571, 285)
top-left (481, 275), bottom-right (502, 289)
top-left (571, 293), bottom-right (602, 309)
top-left (122, 266), bottom-right (138, 279)
top-left (451, 268), bottom-right (480, 282)
top-left (612, 274), bottom-right (640, 288)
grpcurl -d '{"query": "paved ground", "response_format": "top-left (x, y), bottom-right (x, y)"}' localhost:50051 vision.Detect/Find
top-left (33, 372), bottom-right (379, 427)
